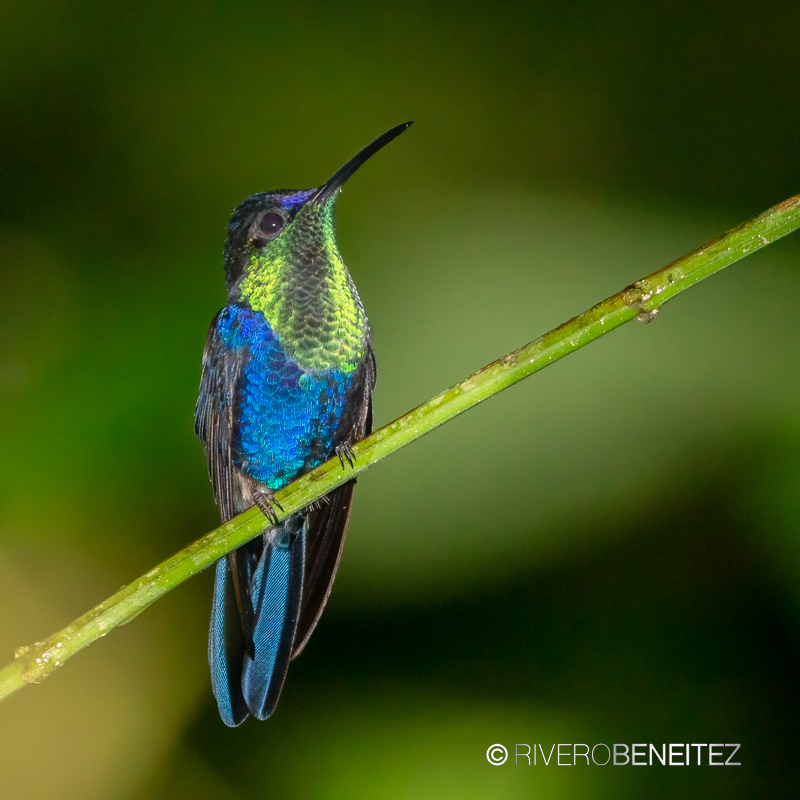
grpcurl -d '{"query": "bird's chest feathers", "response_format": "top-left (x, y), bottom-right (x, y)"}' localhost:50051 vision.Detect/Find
top-left (217, 305), bottom-right (357, 486)
top-left (236, 251), bottom-right (367, 373)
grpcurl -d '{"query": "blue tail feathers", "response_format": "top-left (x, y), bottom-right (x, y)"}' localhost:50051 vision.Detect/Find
top-left (209, 517), bottom-right (305, 726)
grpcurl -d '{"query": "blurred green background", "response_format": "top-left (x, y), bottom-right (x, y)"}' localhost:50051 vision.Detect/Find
top-left (1, 1), bottom-right (799, 797)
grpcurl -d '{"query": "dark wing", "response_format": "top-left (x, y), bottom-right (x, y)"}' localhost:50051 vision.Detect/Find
top-left (291, 346), bottom-right (376, 658)
top-left (194, 312), bottom-right (240, 522)
top-left (195, 313), bottom-right (257, 725)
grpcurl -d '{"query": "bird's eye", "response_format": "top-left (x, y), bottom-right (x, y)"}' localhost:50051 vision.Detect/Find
top-left (259, 212), bottom-right (285, 236)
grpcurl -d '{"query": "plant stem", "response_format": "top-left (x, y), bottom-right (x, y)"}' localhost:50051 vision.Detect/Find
top-left (1, 193), bottom-right (798, 704)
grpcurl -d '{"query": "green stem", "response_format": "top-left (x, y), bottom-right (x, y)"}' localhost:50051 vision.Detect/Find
top-left (2, 193), bottom-right (799, 704)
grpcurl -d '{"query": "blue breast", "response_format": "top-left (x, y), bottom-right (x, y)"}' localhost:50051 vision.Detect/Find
top-left (217, 305), bottom-right (354, 489)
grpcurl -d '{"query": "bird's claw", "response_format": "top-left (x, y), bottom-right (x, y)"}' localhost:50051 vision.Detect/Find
top-left (336, 443), bottom-right (356, 469)
top-left (305, 495), bottom-right (331, 513)
top-left (253, 490), bottom-right (284, 526)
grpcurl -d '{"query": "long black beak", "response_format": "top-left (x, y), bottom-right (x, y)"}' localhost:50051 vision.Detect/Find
top-left (312, 121), bottom-right (413, 203)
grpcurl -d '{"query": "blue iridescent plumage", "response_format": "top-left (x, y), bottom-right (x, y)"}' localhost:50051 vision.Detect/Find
top-left (217, 306), bottom-right (354, 487)
top-left (195, 123), bottom-right (412, 726)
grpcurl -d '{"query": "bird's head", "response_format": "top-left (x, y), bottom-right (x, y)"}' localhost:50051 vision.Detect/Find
top-left (222, 122), bottom-right (413, 295)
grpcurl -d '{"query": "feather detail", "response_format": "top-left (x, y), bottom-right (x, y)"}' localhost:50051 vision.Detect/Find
top-left (242, 518), bottom-right (305, 719)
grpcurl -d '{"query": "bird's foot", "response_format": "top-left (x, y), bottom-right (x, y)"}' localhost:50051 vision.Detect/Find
top-left (335, 443), bottom-right (357, 469)
top-left (305, 495), bottom-right (331, 513)
top-left (253, 490), bottom-right (284, 526)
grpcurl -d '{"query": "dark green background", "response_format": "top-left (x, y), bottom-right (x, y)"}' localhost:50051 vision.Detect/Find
top-left (1, 2), bottom-right (799, 797)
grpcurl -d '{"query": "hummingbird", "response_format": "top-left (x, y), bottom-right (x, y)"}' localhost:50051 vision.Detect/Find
top-left (194, 122), bottom-right (412, 726)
